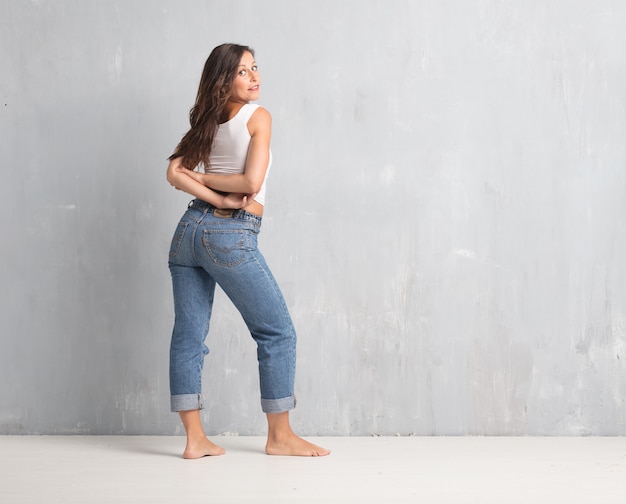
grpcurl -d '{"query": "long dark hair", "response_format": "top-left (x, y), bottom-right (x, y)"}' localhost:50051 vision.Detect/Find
top-left (169, 43), bottom-right (254, 169)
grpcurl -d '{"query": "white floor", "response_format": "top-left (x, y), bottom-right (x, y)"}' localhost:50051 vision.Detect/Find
top-left (1, 436), bottom-right (624, 503)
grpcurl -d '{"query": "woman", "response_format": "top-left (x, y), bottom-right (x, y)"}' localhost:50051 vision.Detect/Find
top-left (166, 43), bottom-right (329, 458)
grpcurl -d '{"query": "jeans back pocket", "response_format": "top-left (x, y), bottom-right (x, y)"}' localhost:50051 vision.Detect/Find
top-left (202, 229), bottom-right (246, 267)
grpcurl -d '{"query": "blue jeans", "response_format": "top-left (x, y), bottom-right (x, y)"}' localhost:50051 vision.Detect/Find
top-left (168, 199), bottom-right (297, 414)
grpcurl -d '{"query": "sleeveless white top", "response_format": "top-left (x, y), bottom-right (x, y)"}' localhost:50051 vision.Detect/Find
top-left (204, 103), bottom-right (271, 206)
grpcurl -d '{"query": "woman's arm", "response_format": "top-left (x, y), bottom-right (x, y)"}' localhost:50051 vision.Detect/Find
top-left (166, 157), bottom-right (253, 209)
top-left (178, 107), bottom-right (272, 193)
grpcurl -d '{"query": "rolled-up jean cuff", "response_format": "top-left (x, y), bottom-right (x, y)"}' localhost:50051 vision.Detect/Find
top-left (171, 394), bottom-right (203, 412)
top-left (261, 395), bottom-right (296, 414)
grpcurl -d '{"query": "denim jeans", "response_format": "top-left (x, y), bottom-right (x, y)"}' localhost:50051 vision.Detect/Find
top-left (168, 199), bottom-right (297, 414)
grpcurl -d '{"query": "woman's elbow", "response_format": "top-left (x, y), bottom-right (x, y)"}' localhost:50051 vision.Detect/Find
top-left (166, 164), bottom-right (181, 187)
top-left (243, 177), bottom-right (263, 194)
top-left (166, 157), bottom-right (183, 186)
top-left (166, 170), bottom-right (176, 186)
top-left (247, 183), bottom-right (263, 194)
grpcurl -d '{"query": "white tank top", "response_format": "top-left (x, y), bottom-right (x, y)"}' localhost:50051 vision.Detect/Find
top-left (204, 103), bottom-right (271, 206)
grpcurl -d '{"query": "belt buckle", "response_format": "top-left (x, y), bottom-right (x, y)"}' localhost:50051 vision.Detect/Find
top-left (214, 208), bottom-right (234, 218)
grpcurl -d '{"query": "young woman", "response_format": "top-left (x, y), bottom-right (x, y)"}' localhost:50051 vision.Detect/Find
top-left (166, 43), bottom-right (329, 458)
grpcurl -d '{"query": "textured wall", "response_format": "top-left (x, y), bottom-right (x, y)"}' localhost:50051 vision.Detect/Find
top-left (1, 0), bottom-right (625, 435)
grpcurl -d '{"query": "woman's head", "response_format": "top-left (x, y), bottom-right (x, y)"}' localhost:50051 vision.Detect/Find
top-left (227, 50), bottom-right (261, 105)
top-left (169, 43), bottom-right (256, 168)
top-left (193, 43), bottom-right (255, 125)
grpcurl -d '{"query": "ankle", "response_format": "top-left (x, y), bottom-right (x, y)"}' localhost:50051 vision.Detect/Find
top-left (266, 411), bottom-right (294, 437)
top-left (267, 426), bottom-right (294, 444)
top-left (268, 425), bottom-right (297, 443)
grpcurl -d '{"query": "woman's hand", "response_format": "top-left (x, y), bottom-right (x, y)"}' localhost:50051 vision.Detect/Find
top-left (220, 192), bottom-right (257, 209)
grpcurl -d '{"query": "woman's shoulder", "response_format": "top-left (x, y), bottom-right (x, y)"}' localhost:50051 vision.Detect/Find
top-left (242, 103), bottom-right (270, 118)
top-left (246, 105), bottom-right (271, 135)
top-left (250, 104), bottom-right (271, 121)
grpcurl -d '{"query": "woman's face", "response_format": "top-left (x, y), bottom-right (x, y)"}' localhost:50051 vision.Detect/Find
top-left (229, 51), bottom-right (261, 104)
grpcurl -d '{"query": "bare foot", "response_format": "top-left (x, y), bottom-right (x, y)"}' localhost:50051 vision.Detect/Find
top-left (183, 436), bottom-right (226, 459)
top-left (266, 433), bottom-right (330, 457)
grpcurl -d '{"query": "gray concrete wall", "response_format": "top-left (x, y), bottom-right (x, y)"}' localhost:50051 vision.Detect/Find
top-left (1, 0), bottom-right (625, 435)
